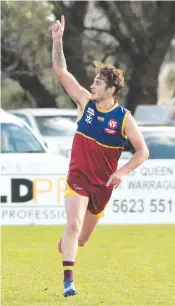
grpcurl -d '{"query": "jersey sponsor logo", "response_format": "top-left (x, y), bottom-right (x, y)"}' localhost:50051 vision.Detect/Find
top-left (104, 128), bottom-right (118, 135)
top-left (97, 116), bottom-right (104, 122)
top-left (85, 114), bottom-right (93, 124)
top-left (87, 107), bottom-right (95, 115)
top-left (85, 108), bottom-right (94, 124)
top-left (108, 119), bottom-right (117, 129)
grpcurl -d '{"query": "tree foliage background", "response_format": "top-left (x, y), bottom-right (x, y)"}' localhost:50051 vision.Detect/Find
top-left (1, 1), bottom-right (175, 113)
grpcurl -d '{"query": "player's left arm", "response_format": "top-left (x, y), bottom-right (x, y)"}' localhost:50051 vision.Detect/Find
top-left (106, 113), bottom-right (149, 187)
top-left (119, 112), bottom-right (149, 171)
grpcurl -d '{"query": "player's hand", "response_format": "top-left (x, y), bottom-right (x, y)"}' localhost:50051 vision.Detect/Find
top-left (106, 170), bottom-right (125, 188)
top-left (52, 15), bottom-right (65, 40)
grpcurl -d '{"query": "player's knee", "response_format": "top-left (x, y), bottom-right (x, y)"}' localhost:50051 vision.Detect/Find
top-left (67, 219), bottom-right (83, 236)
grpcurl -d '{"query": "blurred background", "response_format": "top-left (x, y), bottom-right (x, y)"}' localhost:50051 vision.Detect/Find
top-left (1, 0), bottom-right (175, 205)
top-left (1, 0), bottom-right (175, 158)
top-left (1, 3), bottom-right (175, 304)
top-left (1, 1), bottom-right (175, 110)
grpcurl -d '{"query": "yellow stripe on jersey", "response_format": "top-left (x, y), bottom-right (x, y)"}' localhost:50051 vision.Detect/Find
top-left (121, 111), bottom-right (130, 139)
top-left (63, 266), bottom-right (74, 271)
top-left (96, 102), bottom-right (119, 113)
top-left (76, 131), bottom-right (124, 149)
top-left (77, 96), bottom-right (92, 123)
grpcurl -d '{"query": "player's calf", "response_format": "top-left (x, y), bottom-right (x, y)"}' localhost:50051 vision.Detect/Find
top-left (59, 237), bottom-right (86, 251)
top-left (58, 237), bottom-right (62, 253)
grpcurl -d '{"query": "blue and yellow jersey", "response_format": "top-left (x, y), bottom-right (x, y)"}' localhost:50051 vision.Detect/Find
top-left (68, 98), bottom-right (130, 185)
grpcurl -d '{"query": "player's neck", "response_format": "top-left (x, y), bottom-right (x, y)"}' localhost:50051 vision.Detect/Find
top-left (96, 98), bottom-right (116, 111)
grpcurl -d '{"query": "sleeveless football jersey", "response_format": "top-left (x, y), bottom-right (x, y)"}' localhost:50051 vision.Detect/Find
top-left (68, 98), bottom-right (130, 186)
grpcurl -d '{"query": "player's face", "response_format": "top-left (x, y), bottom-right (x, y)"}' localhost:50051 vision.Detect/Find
top-left (90, 75), bottom-right (111, 101)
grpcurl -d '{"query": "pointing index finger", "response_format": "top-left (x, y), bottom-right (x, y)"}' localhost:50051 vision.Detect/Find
top-left (61, 15), bottom-right (65, 31)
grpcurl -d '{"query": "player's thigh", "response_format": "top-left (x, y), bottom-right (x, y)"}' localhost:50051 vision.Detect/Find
top-left (79, 209), bottom-right (100, 242)
top-left (65, 195), bottom-right (89, 223)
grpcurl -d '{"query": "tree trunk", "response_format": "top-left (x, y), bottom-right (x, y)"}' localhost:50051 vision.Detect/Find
top-left (99, 1), bottom-right (175, 113)
top-left (1, 46), bottom-right (57, 108)
top-left (125, 18), bottom-right (175, 114)
top-left (12, 74), bottom-right (57, 108)
top-left (125, 66), bottom-right (158, 114)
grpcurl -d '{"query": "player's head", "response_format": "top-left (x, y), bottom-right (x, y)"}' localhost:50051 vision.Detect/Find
top-left (90, 61), bottom-right (124, 101)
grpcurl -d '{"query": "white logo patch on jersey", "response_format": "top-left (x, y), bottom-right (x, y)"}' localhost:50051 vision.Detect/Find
top-left (87, 108), bottom-right (94, 115)
top-left (85, 108), bottom-right (94, 124)
top-left (108, 119), bottom-right (117, 129)
top-left (97, 116), bottom-right (104, 122)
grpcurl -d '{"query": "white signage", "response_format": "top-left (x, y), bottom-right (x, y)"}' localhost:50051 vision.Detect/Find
top-left (0, 160), bottom-right (175, 225)
top-left (0, 175), bottom-right (66, 225)
top-left (102, 160), bottom-right (175, 224)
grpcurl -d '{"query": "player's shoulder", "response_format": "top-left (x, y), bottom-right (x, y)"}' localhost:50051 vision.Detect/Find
top-left (83, 96), bottom-right (93, 106)
top-left (115, 104), bottom-right (130, 120)
top-left (117, 104), bottom-right (130, 114)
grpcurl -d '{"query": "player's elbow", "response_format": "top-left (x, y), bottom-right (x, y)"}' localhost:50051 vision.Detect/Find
top-left (146, 148), bottom-right (149, 159)
top-left (135, 146), bottom-right (149, 162)
top-left (53, 64), bottom-right (66, 78)
top-left (142, 146), bottom-right (149, 160)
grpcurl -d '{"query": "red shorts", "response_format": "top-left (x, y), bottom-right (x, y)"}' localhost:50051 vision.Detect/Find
top-left (65, 173), bottom-right (113, 217)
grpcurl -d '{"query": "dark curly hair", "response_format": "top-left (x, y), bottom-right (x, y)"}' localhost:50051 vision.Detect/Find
top-left (94, 61), bottom-right (124, 96)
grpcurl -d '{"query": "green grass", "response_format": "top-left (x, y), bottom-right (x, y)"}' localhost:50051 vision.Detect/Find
top-left (1, 225), bottom-right (175, 306)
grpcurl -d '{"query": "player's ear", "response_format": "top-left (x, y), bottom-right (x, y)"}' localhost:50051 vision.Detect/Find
top-left (108, 86), bottom-right (115, 95)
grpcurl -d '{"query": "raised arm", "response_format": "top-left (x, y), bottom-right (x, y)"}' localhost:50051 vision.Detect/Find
top-left (52, 16), bottom-right (90, 107)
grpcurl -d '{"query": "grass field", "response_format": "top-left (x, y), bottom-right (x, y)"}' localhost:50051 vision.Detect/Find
top-left (1, 225), bottom-right (175, 306)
